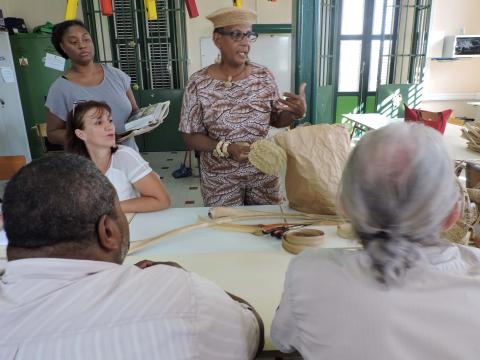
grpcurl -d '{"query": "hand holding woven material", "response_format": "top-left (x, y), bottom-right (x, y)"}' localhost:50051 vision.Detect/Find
top-left (461, 121), bottom-right (480, 152)
top-left (248, 139), bottom-right (287, 175)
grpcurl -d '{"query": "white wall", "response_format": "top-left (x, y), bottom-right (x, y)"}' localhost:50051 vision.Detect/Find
top-left (0, 0), bottom-right (84, 30)
top-left (422, 0), bottom-right (480, 118)
top-left (0, 0), bottom-right (13, 19)
top-left (1, 0), bottom-right (291, 76)
top-left (185, 0), bottom-right (292, 75)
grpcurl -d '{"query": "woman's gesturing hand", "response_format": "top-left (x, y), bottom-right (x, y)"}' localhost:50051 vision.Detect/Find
top-left (277, 82), bottom-right (307, 119)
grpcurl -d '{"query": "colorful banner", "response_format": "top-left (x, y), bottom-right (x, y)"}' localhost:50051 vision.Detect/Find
top-left (64, 0), bottom-right (78, 20)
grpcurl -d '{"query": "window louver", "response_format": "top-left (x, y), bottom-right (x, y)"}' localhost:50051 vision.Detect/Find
top-left (144, 0), bottom-right (173, 88)
top-left (84, 0), bottom-right (185, 90)
top-left (112, 0), bottom-right (141, 86)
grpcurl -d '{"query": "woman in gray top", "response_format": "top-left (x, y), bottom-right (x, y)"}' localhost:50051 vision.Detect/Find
top-left (45, 20), bottom-right (139, 150)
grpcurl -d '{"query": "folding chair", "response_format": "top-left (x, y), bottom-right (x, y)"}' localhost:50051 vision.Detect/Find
top-left (0, 155), bottom-right (26, 181)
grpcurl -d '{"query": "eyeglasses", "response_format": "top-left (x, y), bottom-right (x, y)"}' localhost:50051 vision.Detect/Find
top-left (214, 28), bottom-right (258, 42)
top-left (72, 99), bottom-right (87, 118)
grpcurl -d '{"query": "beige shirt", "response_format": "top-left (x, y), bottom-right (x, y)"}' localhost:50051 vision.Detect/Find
top-left (271, 244), bottom-right (480, 360)
top-left (0, 258), bottom-right (259, 360)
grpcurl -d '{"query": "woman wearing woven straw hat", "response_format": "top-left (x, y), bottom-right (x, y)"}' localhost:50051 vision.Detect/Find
top-left (271, 122), bottom-right (480, 359)
top-left (179, 7), bottom-right (306, 206)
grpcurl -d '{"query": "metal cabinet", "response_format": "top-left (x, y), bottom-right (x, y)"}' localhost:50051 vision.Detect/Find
top-left (10, 33), bottom-right (66, 158)
top-left (0, 31), bottom-right (31, 161)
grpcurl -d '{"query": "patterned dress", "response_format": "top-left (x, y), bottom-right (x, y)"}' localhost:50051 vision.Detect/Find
top-left (179, 63), bottom-right (282, 206)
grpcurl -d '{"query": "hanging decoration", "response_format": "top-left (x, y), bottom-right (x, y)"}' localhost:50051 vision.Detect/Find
top-left (144, 0), bottom-right (158, 21)
top-left (100, 0), bottom-right (113, 16)
top-left (233, 0), bottom-right (243, 8)
top-left (64, 0), bottom-right (78, 20)
top-left (185, 0), bottom-right (199, 18)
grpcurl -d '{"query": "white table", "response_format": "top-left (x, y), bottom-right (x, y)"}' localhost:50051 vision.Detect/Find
top-left (342, 113), bottom-right (402, 134)
top-left (342, 113), bottom-right (480, 162)
top-left (125, 205), bottom-right (357, 354)
top-left (0, 205), bottom-right (358, 356)
top-left (467, 101), bottom-right (480, 121)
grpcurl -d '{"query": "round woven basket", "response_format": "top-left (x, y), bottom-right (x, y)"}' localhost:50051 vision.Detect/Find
top-left (281, 228), bottom-right (325, 254)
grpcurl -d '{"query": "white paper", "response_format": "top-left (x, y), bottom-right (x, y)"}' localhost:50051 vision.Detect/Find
top-left (0, 230), bottom-right (7, 246)
top-left (124, 101), bottom-right (170, 131)
top-left (44, 53), bottom-right (66, 71)
top-left (0, 67), bottom-right (15, 83)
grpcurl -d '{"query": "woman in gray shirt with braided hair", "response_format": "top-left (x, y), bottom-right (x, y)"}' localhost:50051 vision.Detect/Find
top-left (45, 20), bottom-right (139, 150)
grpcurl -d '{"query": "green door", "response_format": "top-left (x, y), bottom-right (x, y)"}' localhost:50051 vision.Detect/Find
top-left (134, 89), bottom-right (186, 152)
top-left (335, 0), bottom-right (392, 123)
top-left (10, 33), bottom-right (67, 159)
top-left (335, 0), bottom-right (432, 126)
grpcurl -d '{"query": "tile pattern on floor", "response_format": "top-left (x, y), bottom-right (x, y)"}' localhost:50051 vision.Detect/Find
top-left (142, 151), bottom-right (287, 208)
top-left (142, 151), bottom-right (203, 208)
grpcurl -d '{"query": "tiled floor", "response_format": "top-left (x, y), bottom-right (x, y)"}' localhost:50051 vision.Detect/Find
top-left (142, 151), bottom-right (204, 208)
top-left (143, 150), bottom-right (288, 208)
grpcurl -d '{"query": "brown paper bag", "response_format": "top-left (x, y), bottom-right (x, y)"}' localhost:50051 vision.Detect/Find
top-left (275, 124), bottom-right (350, 215)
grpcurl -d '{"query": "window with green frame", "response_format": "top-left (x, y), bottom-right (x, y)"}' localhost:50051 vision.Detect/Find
top-left (294, 0), bottom-right (432, 123)
top-left (81, 0), bottom-right (188, 90)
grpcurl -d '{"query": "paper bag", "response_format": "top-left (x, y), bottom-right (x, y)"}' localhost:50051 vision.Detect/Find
top-left (275, 124), bottom-right (350, 215)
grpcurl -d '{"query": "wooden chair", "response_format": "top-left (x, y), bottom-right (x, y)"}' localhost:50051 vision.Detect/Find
top-left (32, 123), bottom-right (48, 153)
top-left (31, 123), bottom-right (63, 153)
top-left (0, 155), bottom-right (26, 180)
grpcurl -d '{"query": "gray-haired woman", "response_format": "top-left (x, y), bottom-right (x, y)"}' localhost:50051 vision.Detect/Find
top-left (271, 122), bottom-right (480, 360)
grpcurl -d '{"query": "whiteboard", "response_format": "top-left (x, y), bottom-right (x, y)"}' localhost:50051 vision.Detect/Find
top-left (200, 34), bottom-right (292, 93)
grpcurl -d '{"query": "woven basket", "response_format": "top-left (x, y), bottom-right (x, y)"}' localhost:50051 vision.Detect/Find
top-left (445, 162), bottom-right (480, 246)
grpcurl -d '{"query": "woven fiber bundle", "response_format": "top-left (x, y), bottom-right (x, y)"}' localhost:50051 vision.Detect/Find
top-left (461, 121), bottom-right (480, 153)
top-left (337, 223), bottom-right (357, 240)
top-left (444, 176), bottom-right (480, 246)
top-left (248, 139), bottom-right (287, 175)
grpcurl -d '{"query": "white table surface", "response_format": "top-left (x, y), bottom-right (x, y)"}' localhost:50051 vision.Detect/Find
top-left (342, 113), bottom-right (402, 130)
top-left (467, 102), bottom-right (480, 121)
top-left (342, 113), bottom-right (480, 161)
top-left (0, 205), bottom-right (358, 352)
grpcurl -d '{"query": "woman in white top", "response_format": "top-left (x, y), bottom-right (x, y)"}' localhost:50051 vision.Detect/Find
top-left (65, 100), bottom-right (170, 213)
top-left (271, 122), bottom-right (480, 360)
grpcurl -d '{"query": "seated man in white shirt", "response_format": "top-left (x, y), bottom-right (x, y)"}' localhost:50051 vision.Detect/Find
top-left (0, 153), bottom-right (263, 360)
top-left (271, 122), bottom-right (480, 360)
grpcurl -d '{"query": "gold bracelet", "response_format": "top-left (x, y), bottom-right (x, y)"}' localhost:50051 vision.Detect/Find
top-left (221, 141), bottom-right (231, 158)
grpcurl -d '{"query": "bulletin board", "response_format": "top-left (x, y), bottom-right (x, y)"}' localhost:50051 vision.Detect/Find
top-left (200, 34), bottom-right (292, 93)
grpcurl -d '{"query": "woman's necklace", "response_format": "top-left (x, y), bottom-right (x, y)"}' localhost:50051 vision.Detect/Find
top-left (222, 65), bottom-right (248, 88)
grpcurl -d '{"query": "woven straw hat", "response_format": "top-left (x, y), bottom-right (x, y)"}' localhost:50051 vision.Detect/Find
top-left (206, 7), bottom-right (257, 29)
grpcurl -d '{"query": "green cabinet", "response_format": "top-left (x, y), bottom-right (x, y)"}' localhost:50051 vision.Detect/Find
top-left (10, 33), bottom-right (66, 158)
top-left (134, 89), bottom-right (186, 152)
